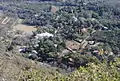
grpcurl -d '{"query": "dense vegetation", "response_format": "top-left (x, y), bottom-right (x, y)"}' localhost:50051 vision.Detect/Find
top-left (0, 0), bottom-right (120, 80)
top-left (17, 0), bottom-right (120, 70)
top-left (1, 0), bottom-right (120, 70)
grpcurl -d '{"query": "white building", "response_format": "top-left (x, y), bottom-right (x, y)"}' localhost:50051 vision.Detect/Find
top-left (35, 32), bottom-right (54, 39)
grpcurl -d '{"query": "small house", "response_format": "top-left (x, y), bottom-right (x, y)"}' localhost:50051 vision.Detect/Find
top-left (66, 40), bottom-right (80, 51)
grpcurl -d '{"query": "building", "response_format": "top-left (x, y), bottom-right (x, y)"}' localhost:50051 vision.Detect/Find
top-left (66, 40), bottom-right (80, 51)
top-left (35, 32), bottom-right (54, 39)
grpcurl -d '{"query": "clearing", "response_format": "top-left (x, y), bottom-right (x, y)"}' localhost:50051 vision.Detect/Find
top-left (13, 24), bottom-right (37, 33)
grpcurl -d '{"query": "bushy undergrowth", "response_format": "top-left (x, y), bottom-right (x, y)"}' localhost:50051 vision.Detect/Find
top-left (19, 58), bottom-right (120, 81)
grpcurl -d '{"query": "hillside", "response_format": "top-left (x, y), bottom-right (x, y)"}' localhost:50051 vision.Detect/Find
top-left (0, 0), bottom-right (120, 81)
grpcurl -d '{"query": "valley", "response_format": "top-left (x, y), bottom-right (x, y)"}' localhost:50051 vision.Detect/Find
top-left (0, 0), bottom-right (120, 81)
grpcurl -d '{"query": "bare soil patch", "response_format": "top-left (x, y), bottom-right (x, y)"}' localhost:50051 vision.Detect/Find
top-left (13, 24), bottom-right (37, 33)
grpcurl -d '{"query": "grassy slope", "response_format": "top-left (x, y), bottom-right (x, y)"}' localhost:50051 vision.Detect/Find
top-left (0, 49), bottom-right (59, 81)
top-left (0, 40), bottom-right (58, 81)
